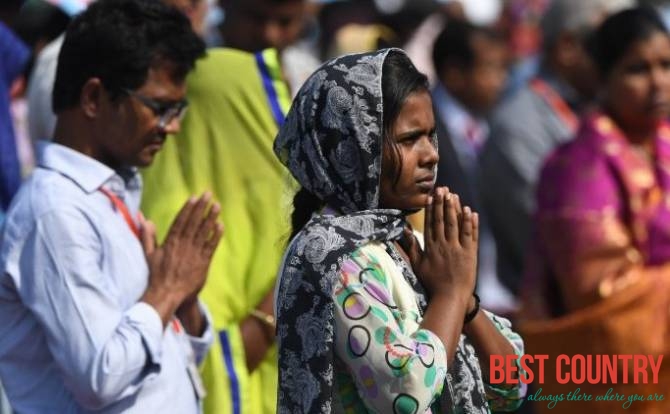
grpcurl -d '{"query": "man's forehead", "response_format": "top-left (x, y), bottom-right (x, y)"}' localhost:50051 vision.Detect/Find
top-left (135, 66), bottom-right (187, 97)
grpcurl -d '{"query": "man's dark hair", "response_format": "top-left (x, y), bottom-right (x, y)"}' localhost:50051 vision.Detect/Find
top-left (53, 0), bottom-right (206, 113)
top-left (432, 19), bottom-right (502, 75)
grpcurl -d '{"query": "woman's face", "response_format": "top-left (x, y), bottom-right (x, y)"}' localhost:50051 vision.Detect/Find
top-left (379, 90), bottom-right (438, 211)
top-left (604, 31), bottom-right (670, 131)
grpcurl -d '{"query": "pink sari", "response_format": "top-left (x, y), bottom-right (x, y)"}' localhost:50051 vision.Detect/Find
top-left (523, 111), bottom-right (670, 315)
top-left (518, 112), bottom-right (670, 414)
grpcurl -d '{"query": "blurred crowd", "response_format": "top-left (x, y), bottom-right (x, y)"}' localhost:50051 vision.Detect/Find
top-left (1, 0), bottom-right (670, 413)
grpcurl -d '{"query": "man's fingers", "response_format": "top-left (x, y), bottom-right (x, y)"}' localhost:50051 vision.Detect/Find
top-left (140, 215), bottom-right (157, 255)
top-left (165, 196), bottom-right (197, 242)
top-left (181, 192), bottom-right (212, 239)
top-left (204, 222), bottom-right (225, 256)
top-left (195, 202), bottom-right (221, 245)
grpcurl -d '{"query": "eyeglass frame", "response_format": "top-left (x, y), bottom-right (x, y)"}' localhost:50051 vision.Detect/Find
top-left (121, 88), bottom-right (189, 129)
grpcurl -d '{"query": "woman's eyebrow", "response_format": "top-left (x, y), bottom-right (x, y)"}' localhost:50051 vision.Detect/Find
top-left (396, 126), bottom-right (436, 139)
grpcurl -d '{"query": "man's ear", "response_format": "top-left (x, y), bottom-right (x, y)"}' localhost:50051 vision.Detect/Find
top-left (80, 78), bottom-right (104, 119)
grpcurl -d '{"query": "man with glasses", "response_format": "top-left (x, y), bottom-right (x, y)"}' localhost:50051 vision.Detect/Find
top-left (0, 1), bottom-right (221, 412)
top-left (122, 88), bottom-right (189, 131)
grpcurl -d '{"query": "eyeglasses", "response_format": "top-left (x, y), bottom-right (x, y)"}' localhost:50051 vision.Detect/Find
top-left (122, 88), bottom-right (189, 129)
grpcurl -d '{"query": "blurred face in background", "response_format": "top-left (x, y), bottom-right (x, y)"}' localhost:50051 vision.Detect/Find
top-left (220, 0), bottom-right (306, 52)
top-left (551, 31), bottom-right (600, 100)
top-left (604, 31), bottom-right (670, 132)
top-left (444, 34), bottom-right (509, 114)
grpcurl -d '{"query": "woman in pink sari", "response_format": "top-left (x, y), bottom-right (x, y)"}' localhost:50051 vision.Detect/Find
top-left (524, 6), bottom-right (670, 317)
top-left (520, 8), bottom-right (670, 413)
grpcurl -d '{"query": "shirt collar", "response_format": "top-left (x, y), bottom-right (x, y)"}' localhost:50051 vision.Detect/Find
top-left (432, 84), bottom-right (488, 136)
top-left (37, 142), bottom-right (138, 195)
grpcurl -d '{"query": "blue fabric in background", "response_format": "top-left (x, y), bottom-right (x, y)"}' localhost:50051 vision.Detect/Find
top-left (0, 22), bottom-right (29, 212)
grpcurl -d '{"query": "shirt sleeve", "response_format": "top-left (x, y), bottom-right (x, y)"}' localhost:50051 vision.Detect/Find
top-left (187, 301), bottom-right (214, 365)
top-left (332, 246), bottom-right (447, 414)
top-left (15, 208), bottom-right (165, 410)
top-left (481, 310), bottom-right (527, 411)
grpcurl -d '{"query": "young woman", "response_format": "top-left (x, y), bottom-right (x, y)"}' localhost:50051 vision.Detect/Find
top-left (273, 49), bottom-right (525, 413)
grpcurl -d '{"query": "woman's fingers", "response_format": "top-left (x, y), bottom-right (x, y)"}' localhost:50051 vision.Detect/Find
top-left (444, 190), bottom-right (458, 241)
top-left (460, 206), bottom-right (473, 247)
top-left (432, 187), bottom-right (446, 244)
top-left (423, 195), bottom-right (433, 248)
top-left (472, 212), bottom-right (479, 245)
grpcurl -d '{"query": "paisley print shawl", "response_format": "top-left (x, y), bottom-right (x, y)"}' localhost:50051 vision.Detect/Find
top-left (273, 48), bottom-right (524, 413)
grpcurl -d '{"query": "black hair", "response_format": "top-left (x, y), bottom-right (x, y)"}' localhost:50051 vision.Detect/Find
top-left (587, 6), bottom-right (669, 77)
top-left (53, 0), bottom-right (206, 113)
top-left (288, 50), bottom-right (428, 241)
top-left (381, 50), bottom-right (429, 188)
top-left (432, 19), bottom-right (503, 76)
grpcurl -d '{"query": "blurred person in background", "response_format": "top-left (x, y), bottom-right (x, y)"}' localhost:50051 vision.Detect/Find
top-left (26, 0), bottom-right (92, 145)
top-left (218, 0), bottom-right (306, 52)
top-left (0, 3), bottom-right (26, 413)
top-left (520, 7), bottom-right (670, 413)
top-left (496, 0), bottom-right (551, 98)
top-left (142, 3), bottom-right (301, 414)
top-left (431, 19), bottom-right (516, 313)
top-left (478, 0), bottom-right (634, 298)
top-left (217, 0), bottom-right (320, 92)
top-left (0, 0), bottom-right (30, 224)
top-left (141, 47), bottom-right (292, 414)
top-left (9, 0), bottom-right (72, 177)
top-left (0, 0), bottom-right (223, 412)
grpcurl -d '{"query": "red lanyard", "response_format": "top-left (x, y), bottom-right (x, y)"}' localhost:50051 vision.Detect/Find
top-left (99, 187), bottom-right (140, 239)
top-left (529, 78), bottom-right (579, 133)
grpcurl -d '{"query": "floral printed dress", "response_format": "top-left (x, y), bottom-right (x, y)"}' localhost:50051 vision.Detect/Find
top-left (332, 240), bottom-right (525, 414)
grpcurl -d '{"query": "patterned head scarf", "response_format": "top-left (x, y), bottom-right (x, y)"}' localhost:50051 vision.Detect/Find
top-left (273, 48), bottom-right (521, 414)
top-left (274, 48), bottom-right (396, 214)
top-left (273, 48), bottom-right (417, 413)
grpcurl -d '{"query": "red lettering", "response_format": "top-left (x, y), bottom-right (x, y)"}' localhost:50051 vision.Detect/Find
top-left (535, 355), bottom-right (548, 384)
top-left (603, 354), bottom-right (617, 384)
top-left (490, 355), bottom-right (505, 384)
top-left (634, 355), bottom-right (648, 384)
top-left (506, 354), bottom-right (519, 384)
top-left (620, 355), bottom-right (633, 384)
top-left (572, 355), bottom-right (585, 384)
top-left (649, 355), bottom-right (663, 384)
top-left (519, 355), bottom-right (534, 384)
top-left (557, 355), bottom-right (570, 384)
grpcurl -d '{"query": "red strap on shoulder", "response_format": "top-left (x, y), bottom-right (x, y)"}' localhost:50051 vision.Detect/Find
top-left (99, 187), bottom-right (141, 239)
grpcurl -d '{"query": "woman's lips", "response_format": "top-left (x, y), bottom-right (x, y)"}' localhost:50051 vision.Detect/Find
top-left (416, 175), bottom-right (435, 192)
